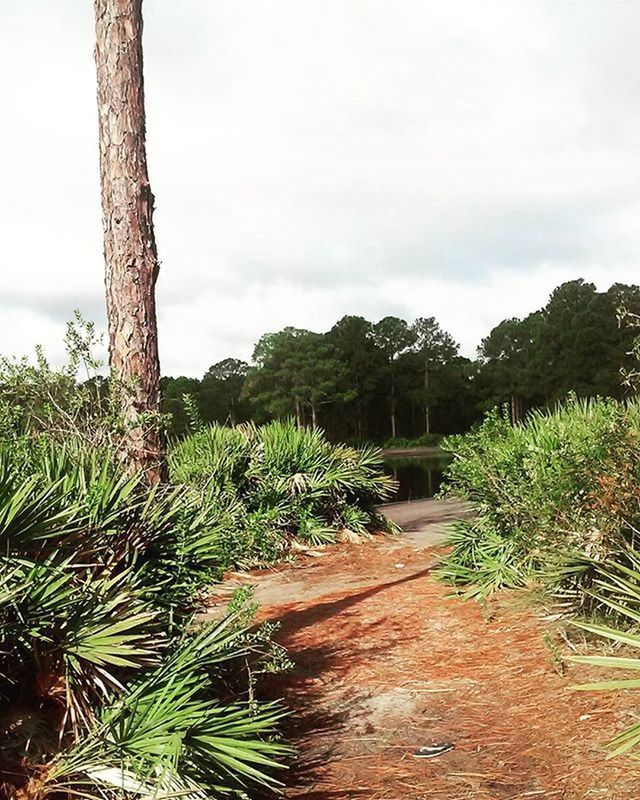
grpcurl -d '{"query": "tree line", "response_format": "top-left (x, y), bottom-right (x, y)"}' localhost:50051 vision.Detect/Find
top-left (162, 279), bottom-right (640, 442)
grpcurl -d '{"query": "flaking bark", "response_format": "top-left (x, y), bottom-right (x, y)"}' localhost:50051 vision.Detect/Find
top-left (94, 0), bottom-right (166, 481)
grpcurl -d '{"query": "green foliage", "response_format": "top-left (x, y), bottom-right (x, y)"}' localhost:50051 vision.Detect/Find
top-left (49, 615), bottom-right (290, 798)
top-left (170, 420), bottom-right (398, 567)
top-left (0, 410), bottom-right (391, 794)
top-left (0, 439), bottom-right (290, 798)
top-left (373, 317), bottom-right (416, 437)
top-left (0, 313), bottom-right (110, 447)
top-left (162, 358), bottom-right (251, 436)
top-left (436, 518), bottom-right (532, 599)
top-left (0, 312), bottom-right (171, 465)
top-left (564, 555), bottom-right (640, 758)
top-left (438, 395), bottom-right (640, 757)
top-left (478, 280), bottom-right (640, 421)
top-left (162, 311), bottom-right (476, 443)
top-left (478, 313), bottom-right (542, 423)
top-left (160, 280), bottom-right (640, 445)
top-left (411, 316), bottom-right (460, 435)
top-left (382, 434), bottom-right (443, 448)
top-left (245, 328), bottom-right (350, 427)
top-left (439, 397), bottom-right (640, 597)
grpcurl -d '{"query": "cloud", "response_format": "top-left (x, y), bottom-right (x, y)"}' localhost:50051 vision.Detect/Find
top-left (2, 1), bottom-right (640, 374)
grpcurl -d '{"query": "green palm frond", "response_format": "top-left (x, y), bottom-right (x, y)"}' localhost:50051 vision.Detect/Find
top-left (296, 514), bottom-right (337, 546)
top-left (436, 518), bottom-right (532, 598)
top-left (0, 432), bottom-right (292, 798)
top-left (0, 464), bottom-right (75, 552)
top-left (50, 614), bottom-right (291, 798)
top-left (168, 419), bottom-right (395, 569)
top-left (567, 553), bottom-right (640, 757)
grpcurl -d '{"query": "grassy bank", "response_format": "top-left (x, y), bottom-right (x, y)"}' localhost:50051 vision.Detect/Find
top-left (381, 434), bottom-right (443, 449)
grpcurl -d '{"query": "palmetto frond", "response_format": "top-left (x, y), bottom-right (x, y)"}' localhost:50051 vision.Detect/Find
top-left (0, 455), bottom-right (76, 552)
top-left (48, 614), bottom-right (291, 798)
top-left (2, 558), bottom-right (164, 737)
top-left (567, 554), bottom-right (640, 757)
top-left (168, 419), bottom-right (397, 569)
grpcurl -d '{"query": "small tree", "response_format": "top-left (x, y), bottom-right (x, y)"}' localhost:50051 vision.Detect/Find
top-left (246, 329), bottom-right (347, 428)
top-left (94, 0), bottom-right (165, 480)
top-left (412, 317), bottom-right (458, 435)
top-left (372, 316), bottom-right (416, 438)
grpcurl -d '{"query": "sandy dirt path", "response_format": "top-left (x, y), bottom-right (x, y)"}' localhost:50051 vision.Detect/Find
top-left (207, 499), bottom-right (640, 799)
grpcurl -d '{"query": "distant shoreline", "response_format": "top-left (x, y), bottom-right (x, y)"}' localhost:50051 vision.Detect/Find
top-left (381, 446), bottom-right (445, 458)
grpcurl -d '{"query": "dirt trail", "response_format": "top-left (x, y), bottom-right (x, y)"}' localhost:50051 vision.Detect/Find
top-left (208, 499), bottom-right (640, 799)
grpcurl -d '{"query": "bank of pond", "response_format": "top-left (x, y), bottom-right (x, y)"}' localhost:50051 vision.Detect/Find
top-left (383, 448), bottom-right (452, 501)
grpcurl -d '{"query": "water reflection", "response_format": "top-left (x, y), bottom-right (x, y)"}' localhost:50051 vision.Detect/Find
top-left (383, 453), bottom-right (451, 502)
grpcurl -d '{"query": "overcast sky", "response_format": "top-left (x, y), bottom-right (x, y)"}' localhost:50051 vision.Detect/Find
top-left (2, 1), bottom-right (640, 375)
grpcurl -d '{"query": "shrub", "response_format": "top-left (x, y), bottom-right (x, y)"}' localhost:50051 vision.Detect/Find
top-left (436, 397), bottom-right (640, 758)
top-left (436, 517), bottom-right (532, 599)
top-left (0, 441), bottom-right (290, 799)
top-left (382, 433), bottom-right (443, 449)
top-left (439, 397), bottom-right (640, 596)
top-left (0, 327), bottom-right (397, 796)
top-left (170, 420), bottom-right (398, 567)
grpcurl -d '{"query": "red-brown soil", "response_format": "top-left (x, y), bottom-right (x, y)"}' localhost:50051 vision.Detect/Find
top-left (208, 506), bottom-right (640, 798)
top-left (251, 541), bottom-right (640, 800)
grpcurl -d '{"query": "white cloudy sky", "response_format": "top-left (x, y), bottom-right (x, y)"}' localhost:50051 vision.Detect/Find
top-left (2, 1), bottom-right (640, 375)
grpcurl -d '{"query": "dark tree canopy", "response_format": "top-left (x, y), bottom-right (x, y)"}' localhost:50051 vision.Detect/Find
top-left (162, 280), bottom-right (640, 442)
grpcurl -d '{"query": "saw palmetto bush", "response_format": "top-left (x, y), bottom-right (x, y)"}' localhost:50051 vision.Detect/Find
top-left (170, 419), bottom-right (397, 566)
top-left (0, 328), bottom-right (393, 795)
top-left (564, 552), bottom-right (640, 758)
top-left (439, 397), bottom-right (640, 597)
top-left (435, 517), bottom-right (532, 600)
top-left (0, 441), bottom-right (290, 800)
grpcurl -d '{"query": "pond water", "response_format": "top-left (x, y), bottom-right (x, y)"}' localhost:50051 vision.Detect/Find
top-left (383, 451), bottom-right (452, 502)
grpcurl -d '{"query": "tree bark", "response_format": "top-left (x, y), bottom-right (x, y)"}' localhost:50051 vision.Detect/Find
top-left (424, 359), bottom-right (431, 436)
top-left (295, 397), bottom-right (302, 428)
top-left (94, 0), bottom-right (166, 481)
top-left (390, 382), bottom-right (397, 439)
top-left (311, 403), bottom-right (318, 429)
top-left (510, 393), bottom-right (523, 425)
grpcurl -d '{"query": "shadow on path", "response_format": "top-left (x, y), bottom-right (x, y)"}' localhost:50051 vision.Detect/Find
top-left (267, 565), bottom-right (432, 635)
top-left (259, 565), bottom-right (436, 793)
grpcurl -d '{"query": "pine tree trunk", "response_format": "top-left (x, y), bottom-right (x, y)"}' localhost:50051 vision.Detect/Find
top-left (94, 0), bottom-right (166, 482)
top-left (424, 360), bottom-right (431, 436)
top-left (295, 397), bottom-right (302, 428)
top-left (390, 383), bottom-right (397, 439)
top-left (510, 393), bottom-right (522, 425)
top-left (311, 404), bottom-right (318, 429)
